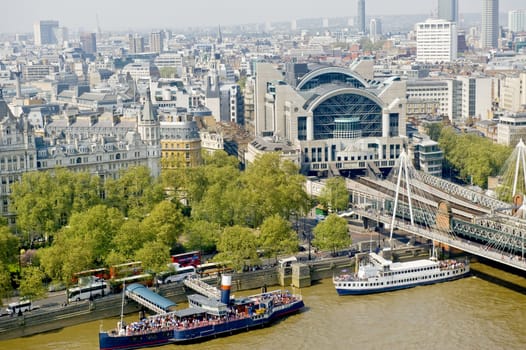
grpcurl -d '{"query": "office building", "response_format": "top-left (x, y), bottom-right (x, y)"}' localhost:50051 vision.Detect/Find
top-left (129, 35), bottom-right (145, 54)
top-left (416, 19), bottom-right (457, 63)
top-left (369, 18), bottom-right (382, 42)
top-left (481, 0), bottom-right (499, 49)
top-left (357, 0), bottom-right (366, 34)
top-left (509, 9), bottom-right (526, 32)
top-left (149, 31), bottom-right (164, 53)
top-left (457, 76), bottom-right (494, 120)
top-left (33, 20), bottom-right (59, 46)
top-left (438, 0), bottom-right (458, 23)
top-left (80, 33), bottom-right (97, 55)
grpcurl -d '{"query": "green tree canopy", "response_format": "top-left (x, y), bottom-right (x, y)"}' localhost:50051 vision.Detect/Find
top-left (183, 219), bottom-right (221, 254)
top-left (215, 225), bottom-right (259, 272)
top-left (134, 239), bottom-right (171, 276)
top-left (239, 153), bottom-right (309, 227)
top-left (318, 177), bottom-right (349, 212)
top-left (312, 214), bottom-right (351, 253)
top-left (258, 214), bottom-right (299, 258)
top-left (0, 264), bottom-right (11, 304)
top-left (11, 169), bottom-right (104, 243)
top-left (438, 127), bottom-right (512, 189)
top-left (18, 266), bottom-right (46, 301)
top-left (0, 225), bottom-right (19, 266)
top-left (111, 218), bottom-right (146, 260)
top-left (140, 201), bottom-right (185, 248)
top-left (104, 166), bottom-right (164, 219)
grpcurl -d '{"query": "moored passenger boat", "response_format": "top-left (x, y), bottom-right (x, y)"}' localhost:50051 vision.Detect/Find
top-left (99, 275), bottom-right (304, 350)
top-left (333, 251), bottom-right (470, 295)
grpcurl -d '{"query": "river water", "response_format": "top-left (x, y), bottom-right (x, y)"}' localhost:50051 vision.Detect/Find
top-left (2, 262), bottom-right (526, 350)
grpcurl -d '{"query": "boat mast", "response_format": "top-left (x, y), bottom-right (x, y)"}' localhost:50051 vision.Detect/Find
top-left (120, 281), bottom-right (125, 328)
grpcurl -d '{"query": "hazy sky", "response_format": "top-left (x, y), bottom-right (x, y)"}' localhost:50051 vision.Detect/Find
top-left (2, 0), bottom-right (524, 33)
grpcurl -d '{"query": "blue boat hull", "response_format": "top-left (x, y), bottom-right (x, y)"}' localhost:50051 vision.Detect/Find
top-left (99, 300), bottom-right (304, 349)
top-left (99, 330), bottom-right (174, 350)
top-left (172, 300), bottom-right (304, 342)
top-left (335, 272), bottom-right (470, 296)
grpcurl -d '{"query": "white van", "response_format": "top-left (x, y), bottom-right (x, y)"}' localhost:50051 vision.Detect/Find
top-left (6, 300), bottom-right (32, 316)
top-left (278, 256), bottom-right (298, 268)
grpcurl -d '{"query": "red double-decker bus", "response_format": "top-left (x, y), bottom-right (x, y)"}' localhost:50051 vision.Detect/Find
top-left (170, 251), bottom-right (201, 267)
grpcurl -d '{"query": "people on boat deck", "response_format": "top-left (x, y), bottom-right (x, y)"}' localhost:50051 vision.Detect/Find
top-left (118, 291), bottom-right (297, 337)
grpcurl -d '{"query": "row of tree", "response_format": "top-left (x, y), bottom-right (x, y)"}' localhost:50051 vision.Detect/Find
top-left (0, 151), bottom-right (352, 302)
top-left (425, 124), bottom-right (512, 194)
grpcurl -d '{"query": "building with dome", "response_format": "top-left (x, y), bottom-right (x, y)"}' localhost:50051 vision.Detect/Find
top-left (251, 62), bottom-right (408, 177)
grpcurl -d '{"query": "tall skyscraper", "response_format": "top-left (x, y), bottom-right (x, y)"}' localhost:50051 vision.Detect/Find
top-left (357, 0), bottom-right (366, 34)
top-left (509, 9), bottom-right (526, 32)
top-left (33, 20), bottom-right (59, 46)
top-left (438, 0), bottom-right (458, 23)
top-left (369, 18), bottom-right (382, 42)
top-left (149, 31), bottom-right (164, 53)
top-left (80, 33), bottom-right (97, 54)
top-left (481, 0), bottom-right (499, 49)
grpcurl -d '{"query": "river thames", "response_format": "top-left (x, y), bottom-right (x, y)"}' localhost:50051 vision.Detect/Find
top-left (2, 262), bottom-right (526, 350)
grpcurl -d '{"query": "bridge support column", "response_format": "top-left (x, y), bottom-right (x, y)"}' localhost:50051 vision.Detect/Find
top-left (436, 201), bottom-right (452, 232)
top-left (435, 201), bottom-right (453, 258)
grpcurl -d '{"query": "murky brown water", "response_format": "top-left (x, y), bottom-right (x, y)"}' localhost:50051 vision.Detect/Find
top-left (2, 262), bottom-right (526, 350)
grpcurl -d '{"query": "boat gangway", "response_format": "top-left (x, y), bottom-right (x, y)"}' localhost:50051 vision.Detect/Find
top-left (125, 283), bottom-right (176, 314)
top-left (183, 277), bottom-right (221, 299)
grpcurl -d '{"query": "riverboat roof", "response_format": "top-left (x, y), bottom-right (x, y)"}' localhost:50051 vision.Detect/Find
top-left (187, 294), bottom-right (225, 308)
top-left (172, 306), bottom-right (207, 318)
top-left (390, 259), bottom-right (437, 270)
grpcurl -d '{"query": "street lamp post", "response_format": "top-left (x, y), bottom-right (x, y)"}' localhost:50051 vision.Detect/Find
top-left (308, 233), bottom-right (311, 261)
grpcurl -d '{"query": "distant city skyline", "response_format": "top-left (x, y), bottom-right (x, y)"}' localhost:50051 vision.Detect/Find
top-left (1, 0), bottom-right (525, 33)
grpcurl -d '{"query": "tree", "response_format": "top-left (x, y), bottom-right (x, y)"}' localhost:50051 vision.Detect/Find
top-left (0, 264), bottom-right (11, 304)
top-left (104, 166), bottom-right (164, 219)
top-left (65, 205), bottom-right (125, 264)
top-left (438, 127), bottom-right (512, 188)
top-left (10, 171), bottom-right (57, 243)
top-left (318, 177), bottom-right (349, 212)
top-left (18, 266), bottom-right (46, 301)
top-left (134, 239), bottom-right (171, 277)
top-left (11, 169), bottom-right (104, 244)
top-left (0, 225), bottom-right (19, 266)
top-left (215, 226), bottom-right (259, 272)
top-left (239, 153), bottom-right (309, 227)
top-left (140, 201), bottom-right (185, 247)
top-left (111, 218), bottom-right (147, 260)
top-left (258, 214), bottom-right (299, 259)
top-left (424, 122), bottom-right (443, 142)
top-left (183, 219), bottom-right (221, 254)
top-left (312, 214), bottom-right (351, 253)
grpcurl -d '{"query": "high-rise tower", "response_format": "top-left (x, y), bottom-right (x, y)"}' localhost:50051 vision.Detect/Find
top-left (33, 20), bottom-right (59, 46)
top-left (438, 0), bottom-right (458, 23)
top-left (80, 33), bottom-right (97, 54)
top-left (357, 0), bottom-right (366, 34)
top-left (149, 31), bottom-right (164, 53)
top-left (481, 0), bottom-right (499, 49)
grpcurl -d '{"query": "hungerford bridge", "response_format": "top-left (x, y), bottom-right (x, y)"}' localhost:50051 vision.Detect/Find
top-left (343, 140), bottom-right (526, 272)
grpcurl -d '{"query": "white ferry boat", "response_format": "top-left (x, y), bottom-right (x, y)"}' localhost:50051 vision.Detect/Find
top-left (333, 251), bottom-right (470, 295)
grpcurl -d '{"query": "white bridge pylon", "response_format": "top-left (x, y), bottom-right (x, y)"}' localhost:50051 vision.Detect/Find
top-left (512, 139), bottom-right (526, 197)
top-left (389, 150), bottom-right (415, 244)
